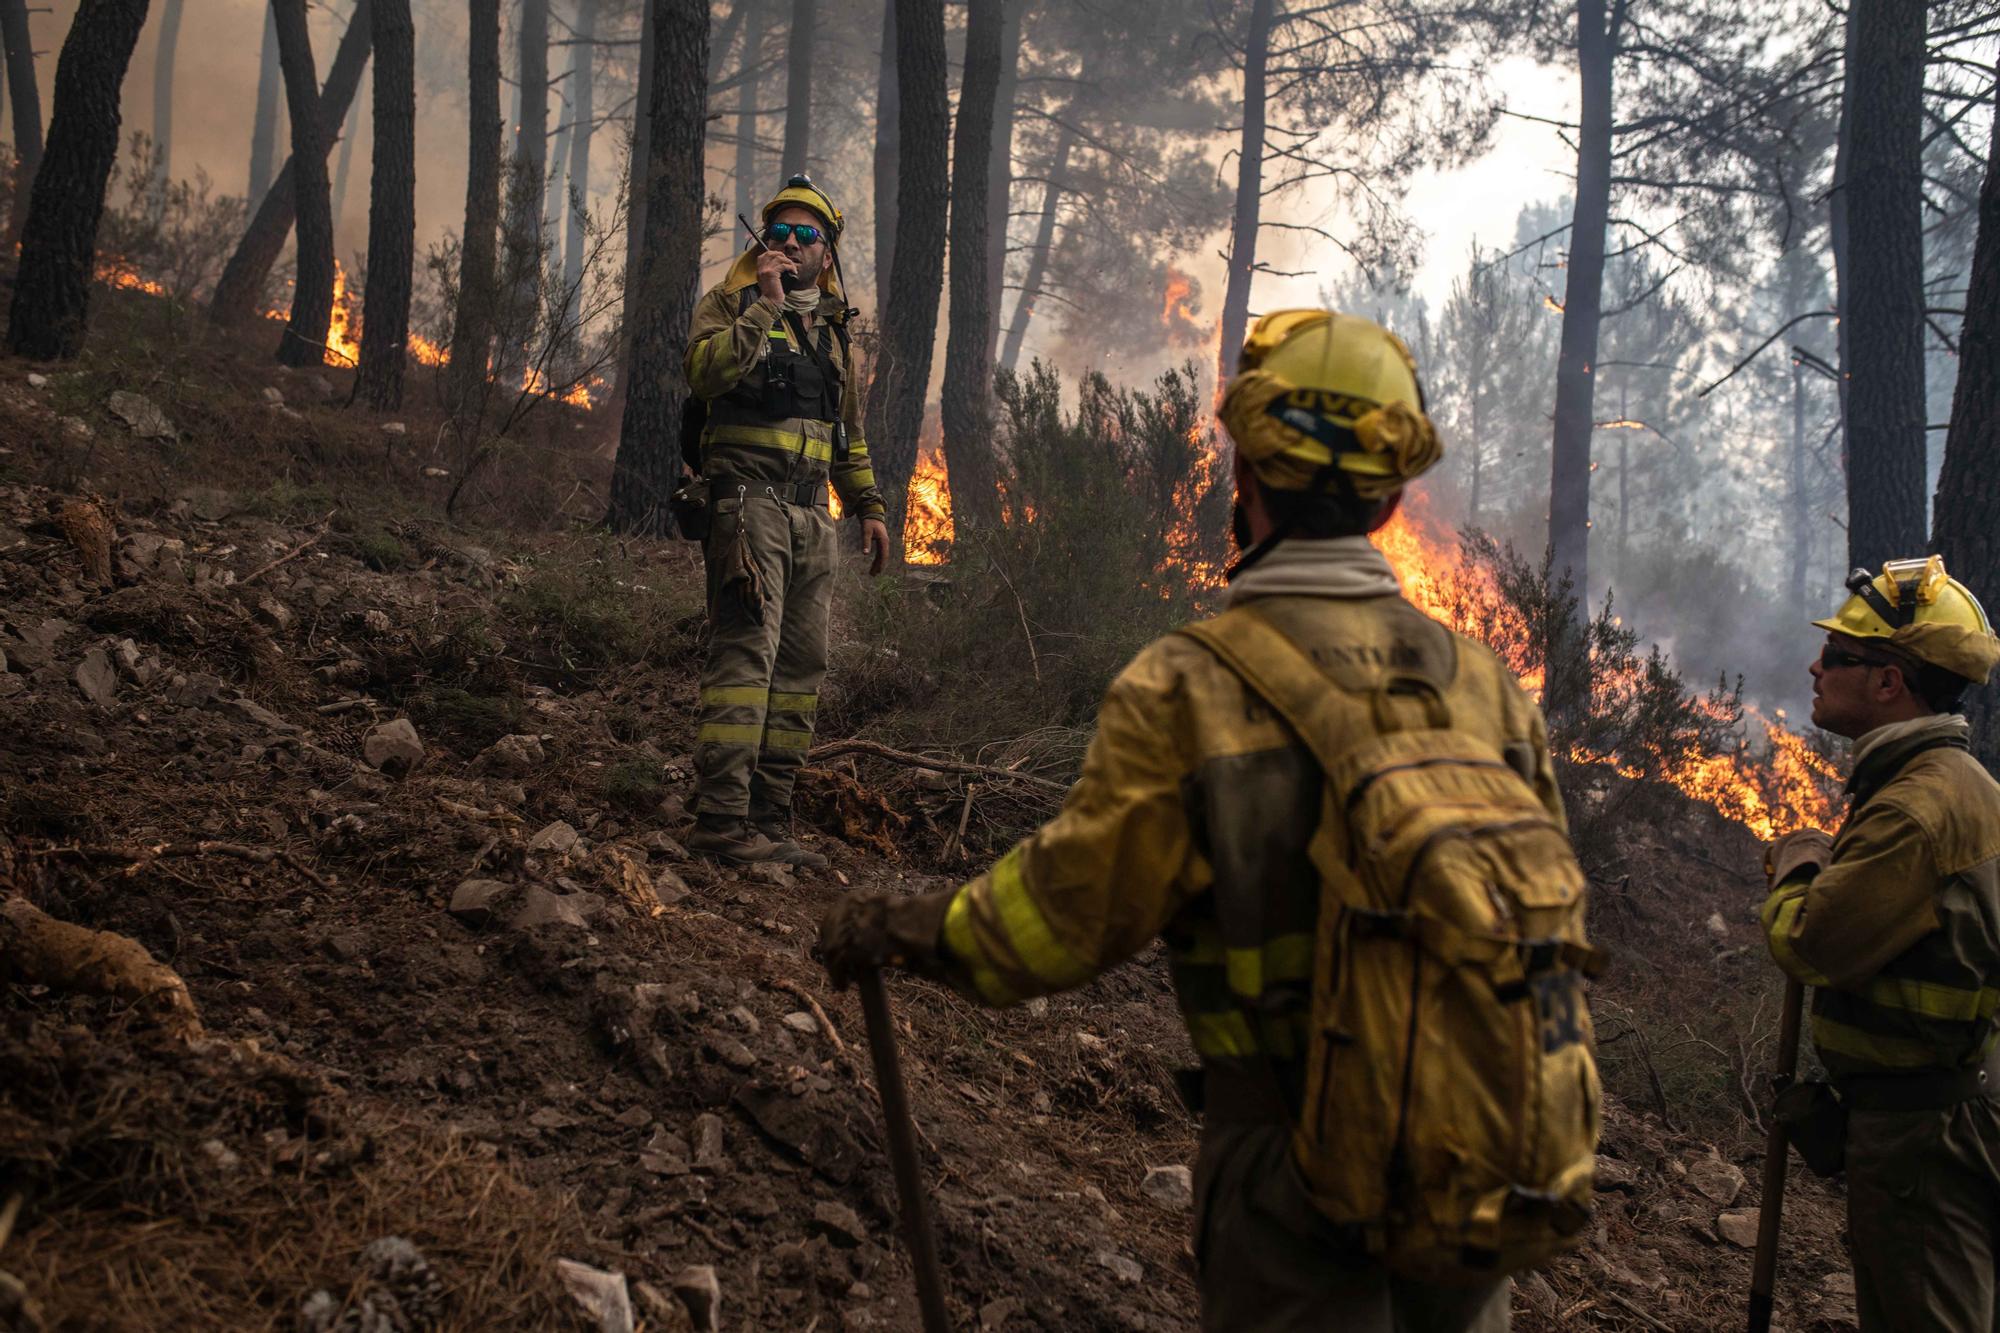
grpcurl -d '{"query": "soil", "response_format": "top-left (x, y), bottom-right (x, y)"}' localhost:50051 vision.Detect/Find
top-left (0, 300), bottom-right (1862, 1332)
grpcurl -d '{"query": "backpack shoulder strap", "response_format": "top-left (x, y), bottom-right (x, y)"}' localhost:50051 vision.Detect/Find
top-left (736, 285), bottom-right (758, 316)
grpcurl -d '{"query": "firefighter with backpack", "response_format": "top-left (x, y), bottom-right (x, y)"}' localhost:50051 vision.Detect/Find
top-left (679, 176), bottom-right (890, 868)
top-left (1761, 560), bottom-right (2000, 1331)
top-left (820, 310), bottom-right (1603, 1331)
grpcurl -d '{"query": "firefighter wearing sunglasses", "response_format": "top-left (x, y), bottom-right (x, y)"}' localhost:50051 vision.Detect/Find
top-left (1762, 556), bottom-right (2000, 1331)
top-left (681, 177), bottom-right (889, 868)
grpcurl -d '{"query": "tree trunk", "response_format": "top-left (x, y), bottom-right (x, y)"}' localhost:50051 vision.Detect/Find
top-left (1840, 0), bottom-right (1927, 571)
top-left (5, 0), bottom-right (150, 361)
top-left (606, 0), bottom-right (708, 536)
top-left (501, 0), bottom-right (550, 371)
top-left (938, 0), bottom-right (1002, 534)
top-left (861, 0), bottom-right (948, 551)
top-left (248, 3), bottom-right (281, 202)
top-left (562, 0), bottom-right (600, 296)
top-left (208, 0), bottom-right (373, 326)
top-left (355, 0), bottom-right (413, 410)
top-left (149, 0), bottom-right (182, 208)
top-left (1547, 0), bottom-right (1616, 598)
top-left (614, 0), bottom-right (654, 400)
top-left (982, 0), bottom-right (1021, 359)
top-left (870, 0), bottom-right (896, 305)
top-left (1782, 240), bottom-right (1814, 616)
top-left (1216, 0), bottom-right (1273, 393)
top-left (779, 0), bottom-right (812, 172)
top-left (272, 0), bottom-right (334, 367)
top-left (1931, 64), bottom-right (2000, 773)
top-left (447, 0), bottom-right (502, 410)
top-left (936, 0), bottom-right (1000, 532)
top-left (1, 0), bottom-right (45, 249)
top-left (996, 121), bottom-right (1070, 373)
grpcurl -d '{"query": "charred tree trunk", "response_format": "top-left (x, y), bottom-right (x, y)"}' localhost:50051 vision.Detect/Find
top-left (871, 0), bottom-right (896, 305)
top-left (248, 4), bottom-right (281, 201)
top-left (1548, 0), bottom-right (1618, 600)
top-left (939, 0), bottom-right (1002, 533)
top-left (562, 0), bottom-right (600, 296)
top-left (447, 0), bottom-right (502, 410)
top-left (861, 0), bottom-right (947, 552)
top-left (997, 121), bottom-right (1070, 373)
top-left (501, 0), bottom-right (550, 372)
top-left (1782, 240), bottom-right (1815, 616)
top-left (1932, 65), bottom-right (2000, 773)
top-left (982, 0), bottom-right (1021, 359)
top-left (779, 0), bottom-right (813, 172)
top-left (1216, 0), bottom-right (1272, 392)
top-left (6, 0), bottom-right (149, 360)
top-left (606, 0), bottom-right (708, 536)
top-left (1840, 0), bottom-right (1927, 570)
top-left (614, 0), bottom-right (655, 400)
top-left (355, 0), bottom-right (413, 410)
top-left (208, 0), bottom-right (372, 327)
top-left (273, 0), bottom-right (334, 368)
top-left (149, 0), bottom-right (182, 208)
top-left (1, 0), bottom-right (45, 249)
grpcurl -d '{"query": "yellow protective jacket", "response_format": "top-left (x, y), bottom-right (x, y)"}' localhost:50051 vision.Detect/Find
top-left (684, 256), bottom-right (884, 520)
top-left (1762, 715), bottom-right (2000, 1081)
top-left (935, 561), bottom-right (1563, 1087)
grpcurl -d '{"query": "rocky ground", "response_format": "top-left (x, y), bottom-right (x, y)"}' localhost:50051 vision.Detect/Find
top-left (0, 315), bottom-right (1864, 1332)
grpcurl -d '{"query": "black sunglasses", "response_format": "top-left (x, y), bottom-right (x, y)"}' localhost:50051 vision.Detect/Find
top-left (764, 222), bottom-right (824, 248)
top-left (1818, 643), bottom-right (1896, 672)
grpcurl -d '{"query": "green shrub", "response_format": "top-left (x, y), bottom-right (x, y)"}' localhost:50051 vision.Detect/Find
top-left (404, 684), bottom-right (524, 751)
top-left (599, 757), bottom-right (664, 813)
top-left (503, 540), bottom-right (695, 681)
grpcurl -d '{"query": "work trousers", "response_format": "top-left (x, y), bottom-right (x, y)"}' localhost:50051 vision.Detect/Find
top-left (1193, 1123), bottom-right (1511, 1333)
top-left (1848, 1097), bottom-right (2000, 1332)
top-left (694, 487), bottom-right (836, 820)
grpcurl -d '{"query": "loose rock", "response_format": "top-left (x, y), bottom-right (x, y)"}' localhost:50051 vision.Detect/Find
top-left (72, 648), bottom-right (116, 707)
top-left (529, 819), bottom-right (581, 855)
top-left (670, 1265), bottom-right (722, 1333)
top-left (448, 879), bottom-right (513, 927)
top-left (1716, 1208), bottom-right (1760, 1248)
top-left (363, 718), bottom-right (425, 777)
top-left (510, 886), bottom-right (603, 932)
top-left (1092, 1250), bottom-right (1143, 1285)
top-left (107, 390), bottom-right (176, 441)
top-left (781, 1011), bottom-right (819, 1036)
top-left (1686, 1153), bottom-right (1745, 1207)
top-left (810, 1201), bottom-right (867, 1248)
top-left (1140, 1164), bottom-right (1193, 1211)
top-left (472, 733), bottom-right (545, 776)
top-left (556, 1258), bottom-right (635, 1333)
top-left (691, 1113), bottom-right (727, 1170)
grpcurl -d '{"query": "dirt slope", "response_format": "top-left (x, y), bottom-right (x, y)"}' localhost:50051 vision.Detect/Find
top-left (0, 345), bottom-right (1861, 1332)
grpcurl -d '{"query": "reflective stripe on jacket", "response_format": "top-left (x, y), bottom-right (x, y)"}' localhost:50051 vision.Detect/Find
top-left (937, 587), bottom-right (1564, 1080)
top-left (1762, 717), bottom-right (2000, 1079)
top-left (684, 281), bottom-right (884, 519)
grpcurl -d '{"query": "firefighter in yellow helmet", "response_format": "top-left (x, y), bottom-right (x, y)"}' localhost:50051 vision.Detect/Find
top-left (820, 311), bottom-right (1588, 1331)
top-left (1762, 558), bottom-right (2000, 1332)
top-left (682, 177), bottom-right (890, 868)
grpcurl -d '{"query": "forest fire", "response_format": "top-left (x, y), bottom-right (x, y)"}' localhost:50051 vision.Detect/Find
top-left (1371, 492), bottom-right (1840, 837)
top-left (1161, 269), bottom-right (1198, 326)
top-left (904, 449), bottom-right (952, 565)
top-left (97, 257), bottom-right (166, 298)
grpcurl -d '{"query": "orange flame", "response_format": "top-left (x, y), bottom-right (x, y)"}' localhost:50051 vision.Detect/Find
top-left (905, 448), bottom-right (952, 565)
top-left (324, 261), bottom-right (362, 366)
top-left (97, 256), bottom-right (167, 297)
top-left (1371, 491), bottom-right (1839, 836)
top-left (1162, 268), bottom-right (1198, 326)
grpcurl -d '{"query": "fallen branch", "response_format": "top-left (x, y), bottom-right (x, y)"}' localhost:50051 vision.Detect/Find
top-left (239, 509), bottom-right (336, 588)
top-left (805, 739), bottom-right (1067, 795)
top-left (774, 978), bottom-right (848, 1058)
top-left (51, 840), bottom-right (334, 892)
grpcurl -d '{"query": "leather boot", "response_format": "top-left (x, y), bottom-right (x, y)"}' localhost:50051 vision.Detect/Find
top-left (687, 814), bottom-right (778, 865)
top-left (751, 813), bottom-right (829, 870)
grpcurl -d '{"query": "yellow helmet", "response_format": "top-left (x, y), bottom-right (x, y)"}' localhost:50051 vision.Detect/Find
top-left (1217, 310), bottom-right (1441, 499)
top-left (1813, 556), bottom-right (2000, 685)
top-left (762, 174), bottom-right (844, 240)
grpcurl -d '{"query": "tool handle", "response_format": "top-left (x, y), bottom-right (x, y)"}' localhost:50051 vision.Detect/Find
top-left (1748, 978), bottom-right (1806, 1333)
top-left (859, 969), bottom-right (952, 1333)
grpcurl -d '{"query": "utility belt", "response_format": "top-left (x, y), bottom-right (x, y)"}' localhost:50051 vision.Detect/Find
top-left (667, 474), bottom-right (830, 543)
top-left (1837, 1058), bottom-right (2000, 1113)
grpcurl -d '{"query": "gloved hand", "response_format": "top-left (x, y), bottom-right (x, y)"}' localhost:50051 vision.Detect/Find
top-left (818, 888), bottom-right (957, 989)
top-left (1765, 828), bottom-right (1834, 886)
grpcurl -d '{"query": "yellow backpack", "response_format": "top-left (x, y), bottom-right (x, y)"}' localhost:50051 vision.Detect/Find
top-left (1181, 606), bottom-right (1602, 1282)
